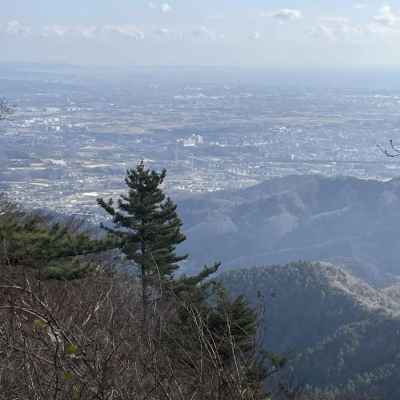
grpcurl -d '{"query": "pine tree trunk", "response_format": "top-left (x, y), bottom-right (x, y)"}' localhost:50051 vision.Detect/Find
top-left (141, 263), bottom-right (148, 332)
top-left (141, 238), bottom-right (149, 334)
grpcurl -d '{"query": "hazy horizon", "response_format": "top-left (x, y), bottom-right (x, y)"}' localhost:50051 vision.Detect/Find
top-left (3, 62), bottom-right (400, 93)
top-left (3, 1), bottom-right (400, 67)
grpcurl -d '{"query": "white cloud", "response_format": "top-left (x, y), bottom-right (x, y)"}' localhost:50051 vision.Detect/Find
top-left (263, 9), bottom-right (303, 21)
top-left (321, 17), bottom-right (362, 33)
top-left (161, 3), bottom-right (172, 13)
top-left (308, 7), bottom-right (400, 42)
top-left (373, 5), bottom-right (400, 27)
top-left (148, 2), bottom-right (172, 14)
top-left (4, 22), bottom-right (146, 41)
top-left (78, 26), bottom-right (98, 39)
top-left (310, 25), bottom-right (337, 41)
top-left (5, 20), bottom-right (31, 36)
top-left (320, 17), bottom-right (350, 24)
top-left (308, 17), bottom-right (364, 41)
top-left (42, 25), bottom-right (97, 38)
top-left (191, 26), bottom-right (216, 39)
top-left (102, 25), bottom-right (145, 40)
top-left (152, 27), bottom-right (184, 40)
top-left (155, 27), bottom-right (169, 35)
top-left (42, 25), bottom-right (70, 37)
top-left (153, 27), bottom-right (172, 38)
top-left (249, 32), bottom-right (261, 40)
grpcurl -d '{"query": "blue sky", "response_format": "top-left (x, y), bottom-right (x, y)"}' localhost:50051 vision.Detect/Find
top-left (2, 1), bottom-right (400, 67)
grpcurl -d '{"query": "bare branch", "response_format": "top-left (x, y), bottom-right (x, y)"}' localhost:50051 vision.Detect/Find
top-left (377, 141), bottom-right (400, 158)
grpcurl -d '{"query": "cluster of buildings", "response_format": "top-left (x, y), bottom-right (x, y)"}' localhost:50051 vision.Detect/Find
top-left (1, 74), bottom-right (400, 218)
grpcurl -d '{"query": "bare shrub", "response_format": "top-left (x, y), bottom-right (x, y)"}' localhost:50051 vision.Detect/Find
top-left (0, 260), bottom-right (272, 400)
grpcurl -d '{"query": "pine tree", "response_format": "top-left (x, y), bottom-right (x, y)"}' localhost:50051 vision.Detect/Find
top-left (208, 289), bottom-right (258, 362)
top-left (0, 195), bottom-right (115, 280)
top-left (96, 163), bottom-right (272, 394)
top-left (172, 282), bottom-right (258, 364)
top-left (97, 161), bottom-right (188, 325)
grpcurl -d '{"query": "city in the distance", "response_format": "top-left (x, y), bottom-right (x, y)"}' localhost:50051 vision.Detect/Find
top-left (2, 64), bottom-right (400, 220)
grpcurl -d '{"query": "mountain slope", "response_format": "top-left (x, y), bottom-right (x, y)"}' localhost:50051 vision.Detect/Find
top-left (220, 262), bottom-right (400, 398)
top-left (179, 175), bottom-right (400, 285)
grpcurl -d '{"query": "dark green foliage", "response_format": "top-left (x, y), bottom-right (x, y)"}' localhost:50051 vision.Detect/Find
top-left (175, 262), bottom-right (221, 291)
top-left (98, 161), bottom-right (188, 280)
top-left (98, 161), bottom-right (190, 326)
top-left (207, 288), bottom-right (258, 361)
top-left (166, 276), bottom-right (267, 372)
top-left (170, 262), bottom-right (222, 311)
top-left (97, 163), bottom-right (271, 393)
top-left (0, 195), bottom-right (115, 280)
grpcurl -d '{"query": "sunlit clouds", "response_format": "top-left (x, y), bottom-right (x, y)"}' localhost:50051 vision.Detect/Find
top-left (3, 2), bottom-right (400, 66)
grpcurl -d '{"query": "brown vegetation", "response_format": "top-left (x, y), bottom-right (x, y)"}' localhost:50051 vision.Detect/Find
top-left (0, 259), bottom-right (271, 399)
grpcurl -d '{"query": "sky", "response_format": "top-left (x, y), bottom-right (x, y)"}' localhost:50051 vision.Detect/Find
top-left (2, 1), bottom-right (400, 68)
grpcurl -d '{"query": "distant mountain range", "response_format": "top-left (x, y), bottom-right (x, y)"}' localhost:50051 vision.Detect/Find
top-left (221, 262), bottom-right (400, 398)
top-left (179, 174), bottom-right (400, 287)
top-left (179, 175), bottom-right (400, 396)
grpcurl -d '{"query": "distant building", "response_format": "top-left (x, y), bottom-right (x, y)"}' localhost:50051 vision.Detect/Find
top-left (177, 134), bottom-right (204, 147)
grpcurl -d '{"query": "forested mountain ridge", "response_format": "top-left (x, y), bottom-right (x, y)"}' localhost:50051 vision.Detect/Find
top-left (179, 174), bottom-right (400, 286)
top-left (221, 261), bottom-right (400, 398)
